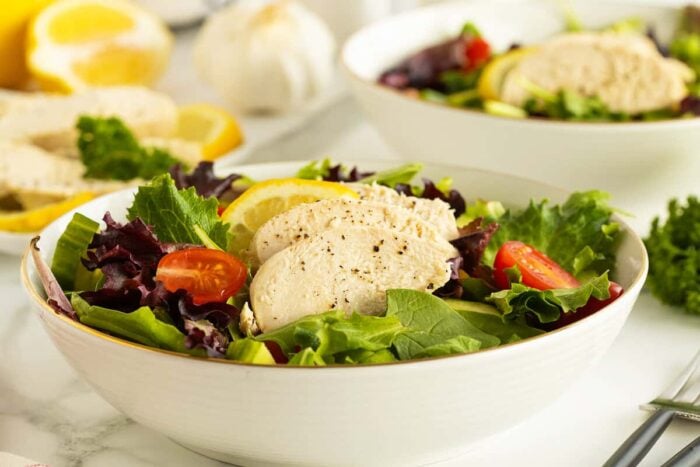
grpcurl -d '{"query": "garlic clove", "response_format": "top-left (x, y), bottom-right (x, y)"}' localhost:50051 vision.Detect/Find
top-left (194, 0), bottom-right (336, 114)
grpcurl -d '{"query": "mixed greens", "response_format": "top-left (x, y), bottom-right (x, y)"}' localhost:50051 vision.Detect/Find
top-left (379, 5), bottom-right (700, 122)
top-left (78, 116), bottom-right (182, 181)
top-left (646, 196), bottom-right (700, 315)
top-left (33, 161), bottom-right (625, 366)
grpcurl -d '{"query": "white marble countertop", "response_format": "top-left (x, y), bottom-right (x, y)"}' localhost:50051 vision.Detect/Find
top-left (1, 23), bottom-right (700, 467)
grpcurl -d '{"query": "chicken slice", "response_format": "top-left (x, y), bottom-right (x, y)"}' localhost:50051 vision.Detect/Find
top-left (501, 32), bottom-right (694, 114)
top-left (249, 226), bottom-right (454, 332)
top-left (251, 197), bottom-right (457, 264)
top-left (0, 141), bottom-right (131, 208)
top-left (0, 86), bottom-right (177, 154)
top-left (348, 183), bottom-right (460, 240)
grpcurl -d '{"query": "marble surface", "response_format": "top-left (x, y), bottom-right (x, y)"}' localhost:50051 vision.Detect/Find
top-left (1, 19), bottom-right (700, 467)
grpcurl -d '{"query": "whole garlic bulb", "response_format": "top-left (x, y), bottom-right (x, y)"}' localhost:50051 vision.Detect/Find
top-left (194, 0), bottom-right (336, 114)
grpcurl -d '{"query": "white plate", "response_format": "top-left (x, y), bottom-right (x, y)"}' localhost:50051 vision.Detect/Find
top-left (0, 231), bottom-right (33, 257)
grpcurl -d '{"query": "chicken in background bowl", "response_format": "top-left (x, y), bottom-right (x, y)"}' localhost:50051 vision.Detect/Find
top-left (22, 160), bottom-right (647, 466)
top-left (378, 5), bottom-right (700, 122)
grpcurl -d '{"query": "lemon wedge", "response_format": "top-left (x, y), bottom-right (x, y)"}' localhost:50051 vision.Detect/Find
top-left (477, 47), bottom-right (535, 101)
top-left (220, 179), bottom-right (358, 254)
top-left (26, 0), bottom-right (172, 92)
top-left (0, 192), bottom-right (94, 233)
top-left (176, 104), bottom-right (244, 161)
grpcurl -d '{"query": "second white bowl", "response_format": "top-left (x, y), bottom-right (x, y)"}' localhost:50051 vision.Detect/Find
top-left (342, 0), bottom-right (700, 193)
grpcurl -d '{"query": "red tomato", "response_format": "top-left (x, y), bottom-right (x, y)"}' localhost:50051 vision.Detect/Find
top-left (156, 248), bottom-right (247, 305)
top-left (541, 282), bottom-right (624, 331)
top-left (217, 205), bottom-right (225, 216)
top-left (493, 241), bottom-right (580, 290)
top-left (465, 37), bottom-right (491, 71)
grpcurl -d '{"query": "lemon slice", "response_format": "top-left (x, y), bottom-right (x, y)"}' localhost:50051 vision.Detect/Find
top-left (0, 192), bottom-right (94, 233)
top-left (220, 179), bottom-right (359, 254)
top-left (176, 104), bottom-right (244, 161)
top-left (27, 0), bottom-right (172, 92)
top-left (477, 47), bottom-right (535, 101)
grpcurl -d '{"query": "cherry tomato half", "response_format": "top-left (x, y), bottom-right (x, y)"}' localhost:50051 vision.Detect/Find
top-left (156, 248), bottom-right (247, 305)
top-left (493, 241), bottom-right (580, 290)
top-left (465, 37), bottom-right (491, 71)
top-left (540, 282), bottom-right (623, 331)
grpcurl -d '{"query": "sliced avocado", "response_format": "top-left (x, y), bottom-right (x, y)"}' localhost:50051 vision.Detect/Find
top-left (442, 299), bottom-right (500, 315)
top-left (483, 100), bottom-right (527, 119)
top-left (226, 338), bottom-right (275, 364)
top-left (444, 299), bottom-right (544, 343)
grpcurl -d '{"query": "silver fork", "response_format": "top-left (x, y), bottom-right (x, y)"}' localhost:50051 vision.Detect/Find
top-left (604, 349), bottom-right (700, 467)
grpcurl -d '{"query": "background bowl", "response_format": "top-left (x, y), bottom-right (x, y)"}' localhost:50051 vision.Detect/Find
top-left (22, 161), bottom-right (648, 466)
top-left (342, 0), bottom-right (699, 196)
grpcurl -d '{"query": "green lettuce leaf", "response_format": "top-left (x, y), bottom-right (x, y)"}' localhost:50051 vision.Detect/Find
top-left (386, 289), bottom-right (500, 360)
top-left (335, 348), bottom-right (397, 364)
top-left (442, 299), bottom-right (544, 343)
top-left (77, 116), bottom-right (181, 181)
top-left (483, 191), bottom-right (620, 278)
top-left (127, 174), bottom-right (230, 249)
top-left (288, 347), bottom-right (327, 366)
top-left (71, 294), bottom-right (202, 355)
top-left (486, 273), bottom-right (611, 324)
top-left (295, 159), bottom-right (423, 188)
top-left (645, 196), bottom-right (700, 315)
top-left (254, 310), bottom-right (404, 359)
top-left (357, 163), bottom-right (423, 187)
top-left (295, 159), bottom-right (333, 180)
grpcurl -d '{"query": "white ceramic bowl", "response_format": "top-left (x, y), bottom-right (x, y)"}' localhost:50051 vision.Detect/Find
top-left (342, 0), bottom-right (699, 192)
top-left (22, 161), bottom-right (648, 466)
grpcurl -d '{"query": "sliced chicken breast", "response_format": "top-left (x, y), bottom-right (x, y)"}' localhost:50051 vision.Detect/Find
top-left (251, 197), bottom-right (457, 264)
top-left (0, 141), bottom-right (130, 208)
top-left (348, 183), bottom-right (460, 240)
top-left (0, 86), bottom-right (177, 154)
top-left (250, 226), bottom-right (454, 332)
top-left (501, 33), bottom-right (694, 114)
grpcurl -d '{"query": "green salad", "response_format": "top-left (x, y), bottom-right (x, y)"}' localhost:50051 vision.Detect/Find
top-left (379, 5), bottom-right (700, 122)
top-left (32, 161), bottom-right (624, 365)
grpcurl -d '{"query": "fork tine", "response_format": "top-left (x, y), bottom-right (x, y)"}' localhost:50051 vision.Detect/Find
top-left (657, 350), bottom-right (700, 402)
top-left (674, 352), bottom-right (700, 404)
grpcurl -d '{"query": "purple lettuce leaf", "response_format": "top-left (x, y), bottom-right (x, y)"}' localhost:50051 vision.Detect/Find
top-left (323, 164), bottom-right (374, 183)
top-left (451, 218), bottom-right (500, 274)
top-left (82, 213), bottom-right (167, 292)
top-left (395, 179), bottom-right (467, 217)
top-left (436, 218), bottom-right (499, 298)
top-left (169, 162), bottom-right (241, 199)
top-left (30, 237), bottom-right (76, 319)
top-left (183, 319), bottom-right (230, 358)
top-left (680, 95), bottom-right (700, 115)
top-left (379, 37), bottom-right (466, 89)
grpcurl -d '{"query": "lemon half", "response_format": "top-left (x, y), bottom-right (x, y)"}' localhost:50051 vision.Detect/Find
top-left (176, 104), bottom-right (244, 161)
top-left (0, 192), bottom-right (94, 233)
top-left (477, 47), bottom-right (535, 101)
top-left (27, 0), bottom-right (172, 92)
